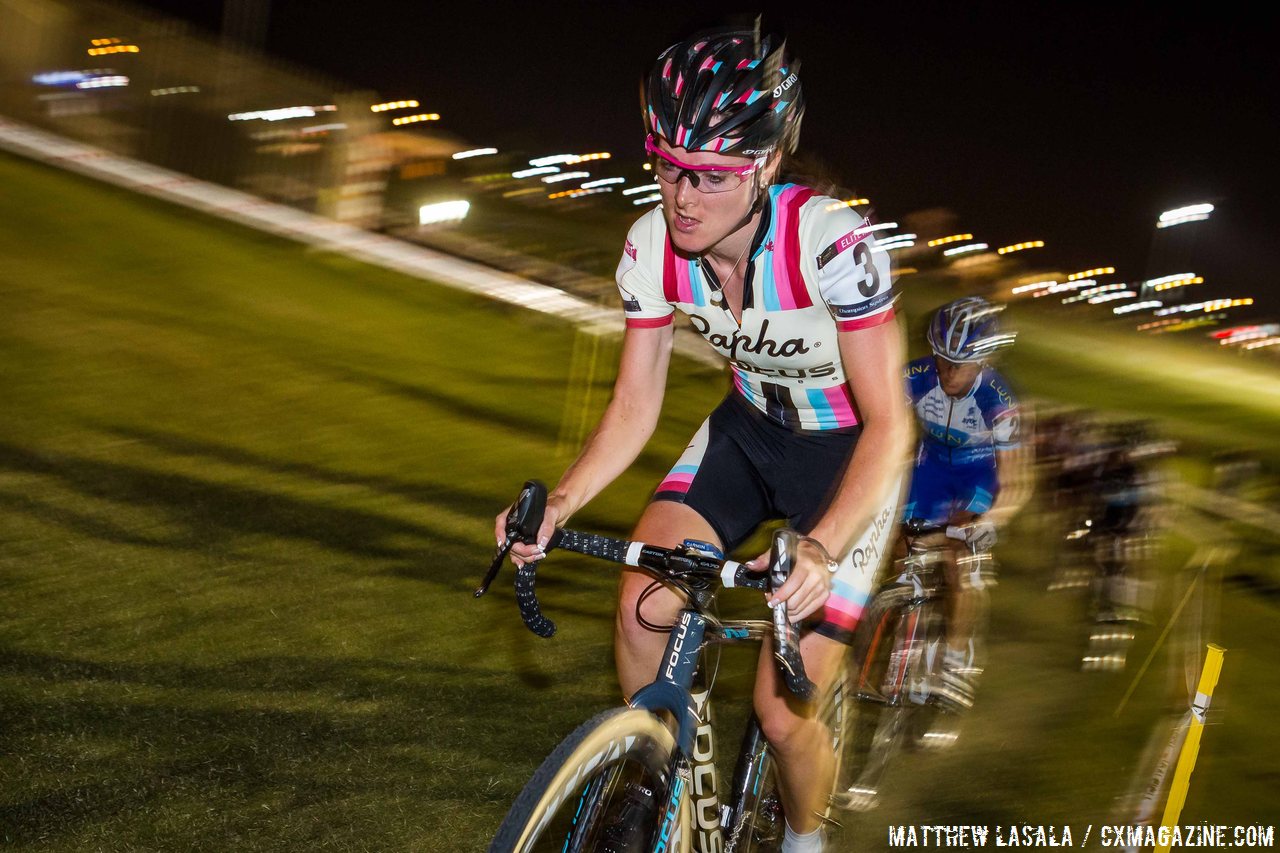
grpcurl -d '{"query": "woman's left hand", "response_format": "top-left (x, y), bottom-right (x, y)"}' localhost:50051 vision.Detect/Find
top-left (746, 538), bottom-right (835, 623)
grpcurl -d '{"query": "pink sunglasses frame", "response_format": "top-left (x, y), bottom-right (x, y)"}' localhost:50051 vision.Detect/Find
top-left (644, 134), bottom-right (765, 181)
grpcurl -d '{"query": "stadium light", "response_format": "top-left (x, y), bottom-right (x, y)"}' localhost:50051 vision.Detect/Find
top-left (997, 241), bottom-right (1045, 255)
top-left (825, 198), bottom-right (870, 211)
top-left (512, 166), bottom-right (559, 179)
top-left (542, 172), bottom-right (590, 184)
top-left (392, 113), bottom-right (440, 126)
top-left (371, 100), bottom-right (419, 112)
top-left (418, 200), bottom-right (470, 225)
top-left (229, 105), bottom-right (335, 122)
top-left (1158, 203), bottom-right (1214, 229)
top-left (942, 243), bottom-right (988, 257)
top-left (1068, 267), bottom-right (1115, 281)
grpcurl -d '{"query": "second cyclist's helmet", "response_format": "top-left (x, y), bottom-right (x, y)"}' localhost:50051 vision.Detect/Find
top-left (645, 28), bottom-right (804, 156)
top-left (927, 296), bottom-right (1015, 363)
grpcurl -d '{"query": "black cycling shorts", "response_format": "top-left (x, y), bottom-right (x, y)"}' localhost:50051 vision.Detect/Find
top-left (652, 393), bottom-right (895, 644)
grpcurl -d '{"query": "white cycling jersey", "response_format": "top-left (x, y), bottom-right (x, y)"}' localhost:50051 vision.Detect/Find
top-left (616, 183), bottom-right (896, 431)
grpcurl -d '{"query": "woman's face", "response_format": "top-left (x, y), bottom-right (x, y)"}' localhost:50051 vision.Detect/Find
top-left (651, 136), bottom-right (771, 256)
top-left (934, 355), bottom-right (983, 397)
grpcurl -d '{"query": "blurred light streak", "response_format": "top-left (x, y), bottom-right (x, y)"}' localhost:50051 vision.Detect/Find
top-left (566, 152), bottom-right (611, 164)
top-left (34, 70), bottom-right (106, 86)
top-left (87, 45), bottom-right (139, 55)
top-left (1087, 291), bottom-right (1136, 304)
top-left (1158, 203), bottom-right (1214, 228)
top-left (865, 222), bottom-right (899, 233)
top-left (529, 154), bottom-right (580, 166)
top-left (825, 198), bottom-right (870, 211)
top-left (90, 38), bottom-right (121, 46)
top-left (622, 184), bottom-right (659, 195)
top-left (541, 171), bottom-right (590, 184)
top-left (997, 240), bottom-right (1044, 255)
top-left (1012, 279), bottom-right (1056, 295)
top-left (229, 105), bottom-right (334, 122)
top-left (548, 187), bottom-right (614, 200)
top-left (511, 166), bottom-right (559, 179)
top-left (77, 75), bottom-right (128, 89)
top-left (942, 243), bottom-right (988, 257)
top-left (1154, 298), bottom-right (1254, 316)
top-left (1147, 314), bottom-right (1225, 334)
top-left (371, 100), bottom-right (419, 112)
top-left (1114, 301), bottom-right (1162, 315)
top-left (1068, 267), bottom-right (1115, 281)
top-left (151, 85), bottom-right (200, 96)
top-left (502, 187), bottom-right (546, 198)
top-left (1242, 336), bottom-right (1280, 350)
top-left (928, 234), bottom-right (973, 247)
top-left (418, 200), bottom-right (470, 224)
top-left (452, 147), bottom-right (497, 159)
top-left (301, 123), bottom-right (346, 134)
top-left (632, 193), bottom-right (663, 205)
top-left (391, 113), bottom-right (440, 126)
top-left (1077, 282), bottom-right (1127, 298)
top-left (581, 177), bottom-right (625, 188)
top-left (1150, 275), bottom-right (1204, 292)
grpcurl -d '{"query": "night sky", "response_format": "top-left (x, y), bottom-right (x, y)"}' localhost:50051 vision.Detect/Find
top-left (134, 0), bottom-right (1277, 313)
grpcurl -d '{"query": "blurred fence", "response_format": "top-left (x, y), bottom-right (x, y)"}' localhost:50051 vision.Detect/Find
top-left (0, 0), bottom-right (462, 227)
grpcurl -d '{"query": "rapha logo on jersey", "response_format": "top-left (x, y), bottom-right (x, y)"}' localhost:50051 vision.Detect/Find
top-left (688, 315), bottom-right (811, 359)
top-left (773, 72), bottom-right (798, 98)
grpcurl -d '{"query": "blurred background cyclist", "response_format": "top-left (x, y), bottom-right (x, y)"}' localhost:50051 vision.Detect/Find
top-left (902, 296), bottom-right (1031, 710)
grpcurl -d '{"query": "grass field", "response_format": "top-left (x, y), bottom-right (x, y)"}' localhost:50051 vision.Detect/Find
top-left (1, 151), bottom-right (1276, 851)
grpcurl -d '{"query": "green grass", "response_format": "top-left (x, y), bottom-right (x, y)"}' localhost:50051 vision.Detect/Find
top-left (1, 152), bottom-right (1276, 851)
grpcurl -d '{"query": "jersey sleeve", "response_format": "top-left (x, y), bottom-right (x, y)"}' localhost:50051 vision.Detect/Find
top-left (615, 210), bottom-right (675, 328)
top-left (805, 201), bottom-right (896, 331)
top-left (980, 372), bottom-right (1021, 450)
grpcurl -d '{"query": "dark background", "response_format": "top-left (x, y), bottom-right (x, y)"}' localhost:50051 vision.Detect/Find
top-left (133, 0), bottom-right (1278, 310)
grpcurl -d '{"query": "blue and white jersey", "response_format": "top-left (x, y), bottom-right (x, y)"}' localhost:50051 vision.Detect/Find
top-left (905, 357), bottom-right (1020, 467)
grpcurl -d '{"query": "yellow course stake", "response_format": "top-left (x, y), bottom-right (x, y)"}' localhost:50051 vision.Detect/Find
top-left (1155, 644), bottom-right (1226, 853)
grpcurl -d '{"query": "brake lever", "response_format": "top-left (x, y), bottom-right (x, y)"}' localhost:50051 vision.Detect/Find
top-left (474, 538), bottom-right (513, 598)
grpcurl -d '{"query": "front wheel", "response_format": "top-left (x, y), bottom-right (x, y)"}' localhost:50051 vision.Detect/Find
top-left (490, 707), bottom-right (684, 853)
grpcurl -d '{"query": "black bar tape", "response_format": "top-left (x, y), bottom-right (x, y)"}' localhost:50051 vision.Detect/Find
top-left (554, 530), bottom-right (630, 564)
top-left (514, 562), bottom-right (556, 638)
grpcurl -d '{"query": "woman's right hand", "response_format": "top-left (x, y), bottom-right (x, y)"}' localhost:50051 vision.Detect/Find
top-left (493, 495), bottom-right (570, 567)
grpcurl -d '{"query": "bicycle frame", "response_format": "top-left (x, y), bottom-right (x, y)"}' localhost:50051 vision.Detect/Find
top-left (627, 605), bottom-right (778, 853)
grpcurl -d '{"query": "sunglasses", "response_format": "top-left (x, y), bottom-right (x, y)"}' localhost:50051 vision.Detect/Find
top-left (644, 135), bottom-right (765, 194)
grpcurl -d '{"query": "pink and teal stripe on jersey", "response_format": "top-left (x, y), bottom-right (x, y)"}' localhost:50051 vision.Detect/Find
top-left (805, 385), bottom-right (860, 430)
top-left (662, 241), bottom-right (709, 307)
top-left (757, 184), bottom-right (815, 311)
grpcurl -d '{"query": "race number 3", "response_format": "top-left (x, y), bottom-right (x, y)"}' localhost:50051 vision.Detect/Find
top-left (853, 242), bottom-right (881, 298)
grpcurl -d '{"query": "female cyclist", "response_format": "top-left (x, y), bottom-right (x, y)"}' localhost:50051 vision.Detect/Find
top-left (497, 27), bottom-right (909, 852)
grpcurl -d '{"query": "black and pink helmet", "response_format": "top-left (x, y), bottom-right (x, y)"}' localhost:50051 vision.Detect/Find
top-left (644, 28), bottom-right (804, 157)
